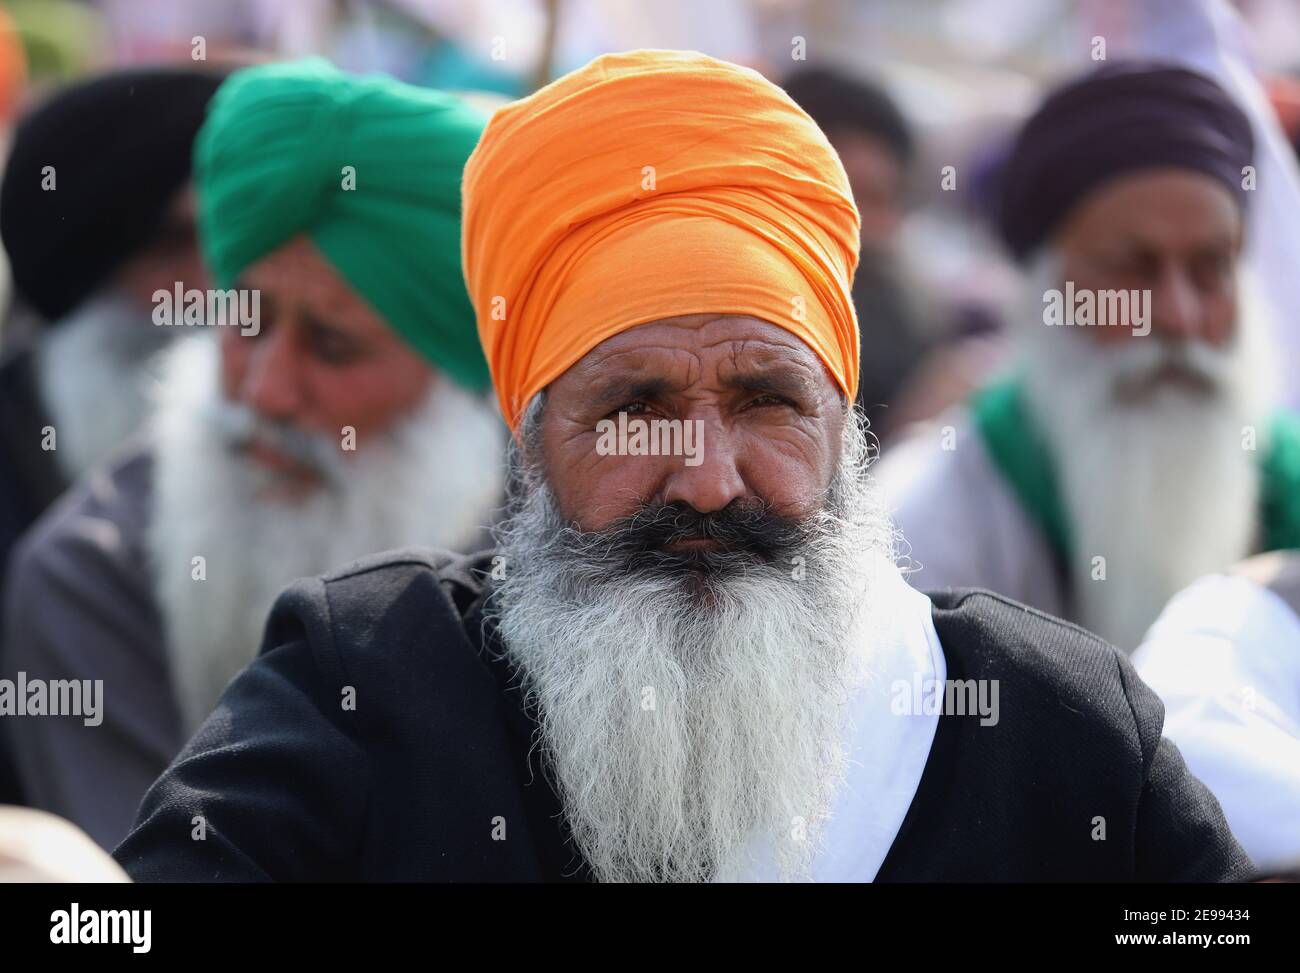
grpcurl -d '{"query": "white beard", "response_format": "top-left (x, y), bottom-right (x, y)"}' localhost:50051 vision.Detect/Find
top-left (489, 412), bottom-right (893, 882)
top-left (1019, 254), bottom-right (1272, 650)
top-left (147, 334), bottom-right (506, 733)
top-left (35, 293), bottom-right (174, 483)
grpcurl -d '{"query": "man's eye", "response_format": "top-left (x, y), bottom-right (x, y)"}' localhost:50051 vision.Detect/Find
top-left (748, 393), bottom-right (793, 409)
top-left (316, 347), bottom-right (352, 365)
top-left (1193, 254), bottom-right (1232, 289)
top-left (313, 336), bottom-right (361, 365)
top-left (608, 401), bottom-right (650, 419)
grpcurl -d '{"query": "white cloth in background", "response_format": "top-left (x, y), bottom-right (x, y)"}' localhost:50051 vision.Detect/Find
top-left (874, 410), bottom-right (1068, 617)
top-left (1134, 573), bottom-right (1300, 872)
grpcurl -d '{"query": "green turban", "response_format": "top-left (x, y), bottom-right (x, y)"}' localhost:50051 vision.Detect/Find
top-left (194, 57), bottom-right (490, 390)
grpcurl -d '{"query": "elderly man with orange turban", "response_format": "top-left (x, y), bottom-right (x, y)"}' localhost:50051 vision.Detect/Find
top-left (117, 51), bottom-right (1248, 883)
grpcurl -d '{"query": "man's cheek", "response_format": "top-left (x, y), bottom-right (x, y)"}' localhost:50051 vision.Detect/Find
top-left (746, 451), bottom-right (829, 519)
top-left (757, 480), bottom-right (820, 520)
top-left (555, 425), bottom-right (631, 477)
top-left (1212, 301), bottom-right (1238, 345)
top-left (218, 343), bottom-right (249, 400)
top-left (563, 461), bottom-right (659, 531)
top-left (309, 372), bottom-right (382, 442)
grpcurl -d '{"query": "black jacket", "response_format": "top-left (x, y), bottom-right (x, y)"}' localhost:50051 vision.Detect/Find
top-left (114, 548), bottom-right (1253, 882)
top-left (0, 344), bottom-right (65, 806)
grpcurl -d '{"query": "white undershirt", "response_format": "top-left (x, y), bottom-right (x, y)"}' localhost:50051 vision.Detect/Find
top-left (732, 561), bottom-right (946, 881)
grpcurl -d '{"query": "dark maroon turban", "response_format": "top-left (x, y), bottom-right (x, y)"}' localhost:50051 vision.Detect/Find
top-left (997, 61), bottom-right (1255, 261)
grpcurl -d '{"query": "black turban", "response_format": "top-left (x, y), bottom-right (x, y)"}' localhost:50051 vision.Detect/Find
top-left (783, 66), bottom-right (914, 163)
top-left (997, 61), bottom-right (1255, 261)
top-left (0, 66), bottom-right (226, 322)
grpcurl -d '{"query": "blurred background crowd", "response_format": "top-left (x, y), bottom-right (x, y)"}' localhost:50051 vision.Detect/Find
top-left (0, 0), bottom-right (1297, 880)
top-left (3, 0), bottom-right (1300, 428)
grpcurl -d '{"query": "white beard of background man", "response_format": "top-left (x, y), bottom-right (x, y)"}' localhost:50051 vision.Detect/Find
top-left (1019, 251), bottom-right (1274, 650)
top-left (149, 334), bottom-right (504, 733)
top-left (33, 292), bottom-right (177, 484)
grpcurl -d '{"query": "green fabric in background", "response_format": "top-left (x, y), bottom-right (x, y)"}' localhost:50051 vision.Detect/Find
top-left (194, 57), bottom-right (491, 390)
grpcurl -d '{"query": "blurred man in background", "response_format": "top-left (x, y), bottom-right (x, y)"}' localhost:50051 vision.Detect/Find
top-left (783, 66), bottom-right (941, 442)
top-left (2, 59), bottom-right (505, 850)
top-left (0, 66), bottom-right (223, 633)
top-left (877, 61), bottom-right (1300, 651)
top-left (0, 66), bottom-right (222, 808)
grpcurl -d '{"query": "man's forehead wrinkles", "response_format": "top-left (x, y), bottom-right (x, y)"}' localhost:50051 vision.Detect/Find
top-left (721, 340), bottom-right (820, 377)
top-left (579, 344), bottom-right (701, 373)
top-left (699, 330), bottom-right (809, 354)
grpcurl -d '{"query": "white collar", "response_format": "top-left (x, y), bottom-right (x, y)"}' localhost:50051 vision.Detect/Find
top-left (730, 561), bottom-right (946, 881)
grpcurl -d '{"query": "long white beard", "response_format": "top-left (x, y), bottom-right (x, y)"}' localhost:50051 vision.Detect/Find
top-left (490, 413), bottom-right (894, 882)
top-left (35, 293), bottom-right (174, 483)
top-left (1019, 256), bottom-right (1272, 650)
top-left (147, 335), bottom-right (506, 733)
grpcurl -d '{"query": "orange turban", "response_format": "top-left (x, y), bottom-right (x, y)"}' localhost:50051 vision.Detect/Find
top-left (462, 49), bottom-right (861, 429)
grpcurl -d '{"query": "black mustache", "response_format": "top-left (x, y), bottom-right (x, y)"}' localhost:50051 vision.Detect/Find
top-left (583, 499), bottom-right (808, 573)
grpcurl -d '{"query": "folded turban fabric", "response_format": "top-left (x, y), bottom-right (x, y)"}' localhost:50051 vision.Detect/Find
top-left (998, 61), bottom-right (1255, 261)
top-left (196, 58), bottom-right (490, 390)
top-left (0, 66), bottom-right (224, 322)
top-left (462, 49), bottom-right (861, 428)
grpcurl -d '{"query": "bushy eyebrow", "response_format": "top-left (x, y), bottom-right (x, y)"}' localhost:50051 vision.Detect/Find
top-left (584, 365), bottom-right (815, 409)
top-left (586, 376), bottom-right (674, 410)
top-left (724, 367), bottom-right (816, 400)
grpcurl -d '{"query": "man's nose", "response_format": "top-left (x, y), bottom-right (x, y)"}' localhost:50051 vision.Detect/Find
top-left (1151, 267), bottom-right (1207, 343)
top-left (240, 326), bottom-right (306, 420)
top-left (660, 425), bottom-right (746, 514)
